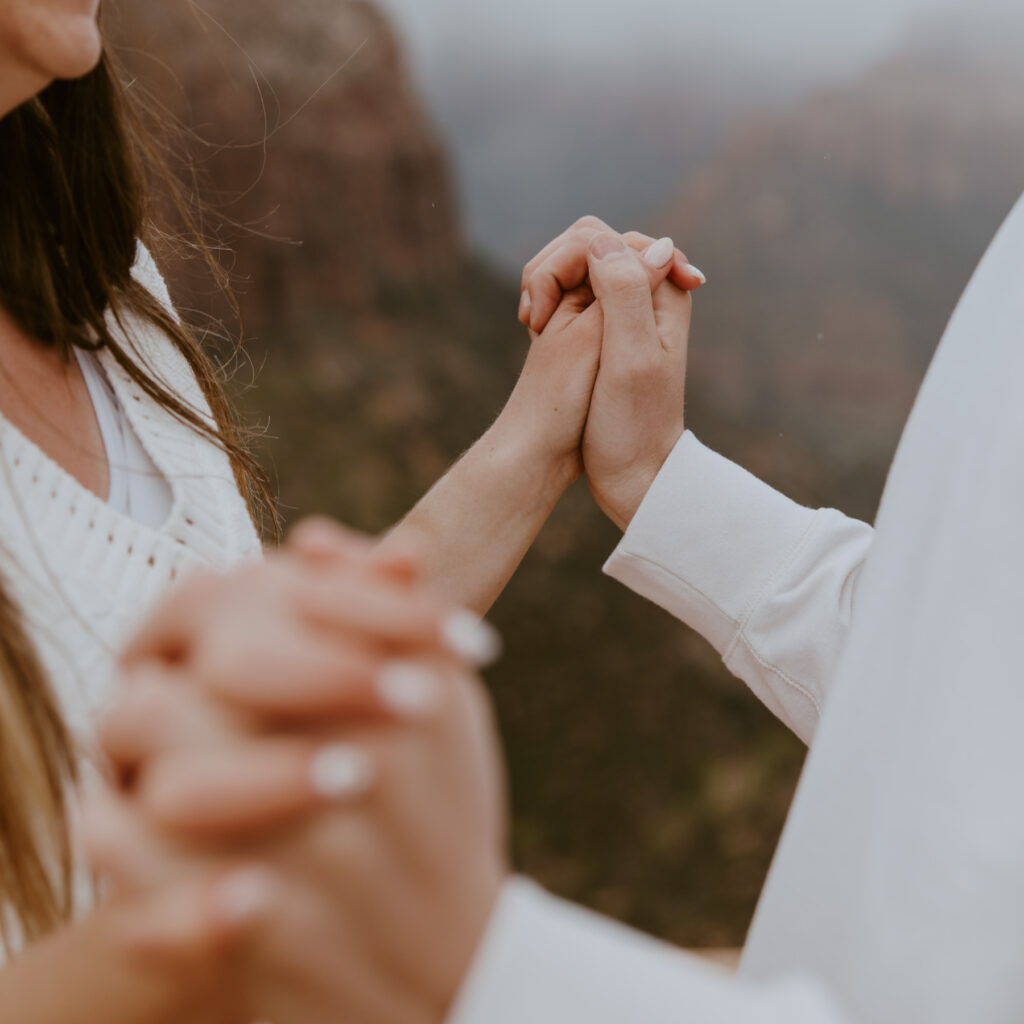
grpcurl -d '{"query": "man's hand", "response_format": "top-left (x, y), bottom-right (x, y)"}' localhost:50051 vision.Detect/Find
top-left (494, 230), bottom-right (682, 487)
top-left (582, 234), bottom-right (691, 529)
top-left (517, 218), bottom-right (699, 529)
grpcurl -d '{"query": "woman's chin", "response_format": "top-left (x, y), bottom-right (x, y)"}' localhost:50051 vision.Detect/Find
top-left (49, 15), bottom-right (103, 78)
top-left (18, 8), bottom-right (104, 83)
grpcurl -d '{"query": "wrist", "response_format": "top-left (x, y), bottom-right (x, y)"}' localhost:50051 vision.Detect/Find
top-left (590, 429), bottom-right (684, 532)
top-left (483, 412), bottom-right (580, 507)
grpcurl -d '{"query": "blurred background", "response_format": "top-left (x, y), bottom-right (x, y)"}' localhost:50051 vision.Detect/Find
top-left (111, 0), bottom-right (1024, 948)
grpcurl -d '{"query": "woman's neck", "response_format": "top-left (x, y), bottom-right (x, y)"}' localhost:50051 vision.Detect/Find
top-left (0, 307), bottom-right (110, 500)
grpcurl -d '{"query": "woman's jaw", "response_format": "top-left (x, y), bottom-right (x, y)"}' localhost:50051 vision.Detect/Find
top-left (0, 0), bottom-right (102, 116)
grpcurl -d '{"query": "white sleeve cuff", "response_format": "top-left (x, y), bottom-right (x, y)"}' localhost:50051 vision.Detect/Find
top-left (604, 432), bottom-right (819, 654)
top-left (604, 432), bottom-right (873, 743)
top-left (447, 877), bottom-right (845, 1024)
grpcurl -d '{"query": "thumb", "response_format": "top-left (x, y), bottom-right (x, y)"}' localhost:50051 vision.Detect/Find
top-left (587, 233), bottom-right (661, 366)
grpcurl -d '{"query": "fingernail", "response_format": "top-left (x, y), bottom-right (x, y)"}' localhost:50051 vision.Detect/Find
top-left (590, 234), bottom-right (627, 261)
top-left (683, 262), bottom-right (706, 285)
top-left (309, 744), bottom-right (374, 800)
top-left (642, 236), bottom-right (674, 268)
top-left (214, 867), bottom-right (275, 925)
top-left (377, 662), bottom-right (441, 716)
top-left (441, 610), bottom-right (503, 667)
top-left (518, 290), bottom-right (532, 322)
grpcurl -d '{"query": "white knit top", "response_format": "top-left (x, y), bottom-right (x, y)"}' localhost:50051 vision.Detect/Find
top-left (0, 247), bottom-right (261, 759)
top-left (73, 345), bottom-right (175, 530)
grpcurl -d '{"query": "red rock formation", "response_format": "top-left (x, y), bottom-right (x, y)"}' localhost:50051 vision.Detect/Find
top-left (110, 0), bottom-right (463, 323)
top-left (656, 11), bottom-right (1024, 466)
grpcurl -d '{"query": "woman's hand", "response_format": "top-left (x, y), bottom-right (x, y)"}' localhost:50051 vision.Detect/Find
top-left (520, 219), bottom-right (697, 529)
top-left (519, 215), bottom-right (705, 335)
top-left (88, 526), bottom-right (510, 1024)
top-left (493, 224), bottom-right (683, 487)
top-left (377, 223), bottom-right (685, 615)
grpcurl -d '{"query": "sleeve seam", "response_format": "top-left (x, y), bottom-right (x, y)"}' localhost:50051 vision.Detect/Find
top-left (722, 513), bottom-right (825, 715)
top-left (609, 546), bottom-right (742, 640)
top-left (731, 632), bottom-right (822, 717)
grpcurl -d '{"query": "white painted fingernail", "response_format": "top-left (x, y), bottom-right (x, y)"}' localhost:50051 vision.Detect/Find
top-left (214, 867), bottom-right (275, 925)
top-left (441, 610), bottom-right (503, 667)
top-left (642, 236), bottom-right (674, 268)
top-left (309, 744), bottom-right (374, 800)
top-left (377, 662), bottom-right (441, 716)
top-left (683, 263), bottom-right (706, 284)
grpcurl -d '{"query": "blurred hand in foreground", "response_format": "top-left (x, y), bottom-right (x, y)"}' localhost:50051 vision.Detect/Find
top-left (86, 520), bottom-right (509, 1024)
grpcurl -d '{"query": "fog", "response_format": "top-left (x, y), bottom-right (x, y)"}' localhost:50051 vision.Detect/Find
top-left (377, 0), bottom-right (958, 87)
top-left (369, 0), bottom-right (1012, 269)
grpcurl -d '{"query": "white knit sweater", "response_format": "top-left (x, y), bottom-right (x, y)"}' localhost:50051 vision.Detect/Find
top-left (0, 248), bottom-right (261, 759)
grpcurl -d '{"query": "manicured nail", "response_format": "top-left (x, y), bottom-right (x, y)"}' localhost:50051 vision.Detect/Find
top-left (214, 867), bottom-right (275, 925)
top-left (309, 744), bottom-right (374, 800)
top-left (442, 610), bottom-right (503, 667)
top-left (377, 662), bottom-right (441, 716)
top-left (683, 263), bottom-right (706, 285)
top-left (590, 234), bottom-right (627, 261)
top-left (518, 290), bottom-right (532, 322)
top-left (642, 236), bottom-right (674, 268)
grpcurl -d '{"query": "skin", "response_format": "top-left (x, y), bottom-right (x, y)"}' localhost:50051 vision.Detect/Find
top-left (0, 0), bottom-right (101, 114)
top-left (91, 538), bottom-right (507, 1024)
top-left (87, 242), bottom-right (696, 1023)
top-left (380, 228), bottom-right (693, 611)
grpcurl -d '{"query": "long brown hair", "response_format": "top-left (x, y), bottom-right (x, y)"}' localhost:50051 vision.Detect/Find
top-left (0, 43), bottom-right (275, 950)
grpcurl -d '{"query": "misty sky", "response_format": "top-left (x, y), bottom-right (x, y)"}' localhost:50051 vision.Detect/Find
top-left (369, 0), bottom-right (986, 268)
top-left (377, 0), bottom-right (959, 85)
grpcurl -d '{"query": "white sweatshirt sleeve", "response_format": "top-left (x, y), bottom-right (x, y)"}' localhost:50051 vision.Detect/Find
top-left (448, 878), bottom-right (846, 1024)
top-left (603, 432), bottom-right (873, 744)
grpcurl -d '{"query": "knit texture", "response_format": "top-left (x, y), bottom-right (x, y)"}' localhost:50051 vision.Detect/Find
top-left (0, 248), bottom-right (261, 756)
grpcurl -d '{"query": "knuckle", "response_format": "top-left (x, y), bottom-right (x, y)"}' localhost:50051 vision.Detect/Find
top-left (608, 351), bottom-right (662, 387)
top-left (574, 214), bottom-right (606, 232)
top-left (602, 261), bottom-right (649, 295)
top-left (197, 634), bottom-right (253, 695)
top-left (142, 768), bottom-right (188, 824)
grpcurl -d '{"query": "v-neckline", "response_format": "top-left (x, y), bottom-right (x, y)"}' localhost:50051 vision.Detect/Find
top-left (0, 346), bottom-right (183, 544)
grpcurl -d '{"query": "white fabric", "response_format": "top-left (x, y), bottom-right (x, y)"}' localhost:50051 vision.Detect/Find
top-left (74, 346), bottom-right (174, 529)
top-left (451, 192), bottom-right (1024, 1023)
top-left (0, 244), bottom-right (261, 757)
top-left (449, 879), bottom-right (843, 1023)
top-left (605, 431), bottom-right (872, 744)
top-left (0, 248), bottom-right (261, 955)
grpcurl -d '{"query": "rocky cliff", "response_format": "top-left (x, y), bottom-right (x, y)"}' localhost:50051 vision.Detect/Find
top-left (111, 0), bottom-right (462, 322)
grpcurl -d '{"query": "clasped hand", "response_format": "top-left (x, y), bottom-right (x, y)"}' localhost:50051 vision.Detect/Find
top-left (499, 216), bottom-right (699, 529)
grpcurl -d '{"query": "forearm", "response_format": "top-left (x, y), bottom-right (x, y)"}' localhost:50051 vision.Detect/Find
top-left (383, 420), bottom-right (575, 614)
top-left (0, 909), bottom-right (200, 1024)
